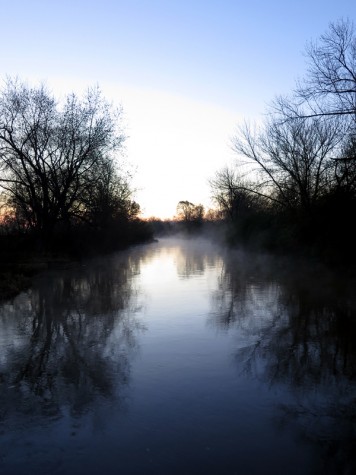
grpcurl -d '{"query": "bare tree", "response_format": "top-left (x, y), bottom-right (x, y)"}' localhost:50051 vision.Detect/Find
top-left (79, 161), bottom-right (140, 228)
top-left (209, 166), bottom-right (259, 220)
top-left (333, 133), bottom-right (356, 194)
top-left (176, 201), bottom-right (204, 223)
top-left (0, 78), bottom-right (125, 241)
top-left (275, 19), bottom-right (356, 126)
top-left (233, 117), bottom-right (342, 214)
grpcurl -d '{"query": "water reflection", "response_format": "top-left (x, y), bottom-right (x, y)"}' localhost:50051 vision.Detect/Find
top-left (174, 238), bottom-right (222, 279)
top-left (1, 239), bottom-right (356, 474)
top-left (0, 253), bottom-right (143, 426)
top-left (212, 251), bottom-right (356, 473)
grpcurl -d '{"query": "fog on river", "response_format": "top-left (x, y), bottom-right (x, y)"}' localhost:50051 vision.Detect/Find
top-left (0, 237), bottom-right (355, 474)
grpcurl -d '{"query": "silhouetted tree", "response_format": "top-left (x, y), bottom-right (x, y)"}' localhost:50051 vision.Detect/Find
top-left (176, 201), bottom-right (204, 223)
top-left (275, 19), bottom-right (356, 124)
top-left (176, 200), bottom-right (205, 232)
top-left (0, 78), bottom-right (125, 244)
top-left (209, 167), bottom-right (259, 221)
top-left (233, 116), bottom-right (342, 215)
top-left (334, 133), bottom-right (356, 194)
top-left (78, 161), bottom-right (139, 229)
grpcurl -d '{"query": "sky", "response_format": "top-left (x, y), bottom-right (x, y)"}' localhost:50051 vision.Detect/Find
top-left (1, 0), bottom-right (355, 219)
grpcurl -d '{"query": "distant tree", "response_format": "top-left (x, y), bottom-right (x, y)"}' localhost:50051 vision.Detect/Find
top-left (0, 78), bottom-right (125, 243)
top-left (191, 203), bottom-right (204, 222)
top-left (177, 201), bottom-right (194, 222)
top-left (176, 201), bottom-right (204, 226)
top-left (204, 208), bottom-right (223, 221)
top-left (176, 201), bottom-right (191, 222)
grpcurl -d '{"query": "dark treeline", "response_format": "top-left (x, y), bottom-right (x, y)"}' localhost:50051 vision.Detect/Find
top-left (210, 19), bottom-right (356, 266)
top-left (0, 78), bottom-right (152, 264)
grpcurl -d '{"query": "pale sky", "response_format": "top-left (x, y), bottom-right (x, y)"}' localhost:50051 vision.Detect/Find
top-left (1, 0), bottom-right (355, 218)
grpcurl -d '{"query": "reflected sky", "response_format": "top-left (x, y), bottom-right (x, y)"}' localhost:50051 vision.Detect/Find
top-left (0, 238), bottom-right (355, 474)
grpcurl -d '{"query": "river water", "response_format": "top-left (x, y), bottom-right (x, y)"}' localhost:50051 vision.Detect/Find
top-left (0, 237), bottom-right (355, 474)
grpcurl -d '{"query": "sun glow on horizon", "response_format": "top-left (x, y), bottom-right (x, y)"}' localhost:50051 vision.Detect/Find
top-left (111, 84), bottom-right (239, 219)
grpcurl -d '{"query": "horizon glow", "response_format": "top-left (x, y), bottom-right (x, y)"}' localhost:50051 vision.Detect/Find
top-left (0, 0), bottom-right (355, 218)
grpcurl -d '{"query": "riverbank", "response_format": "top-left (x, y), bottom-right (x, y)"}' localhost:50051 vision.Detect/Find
top-left (0, 238), bottom-right (156, 302)
top-left (0, 219), bottom-right (154, 301)
top-left (0, 258), bottom-right (62, 301)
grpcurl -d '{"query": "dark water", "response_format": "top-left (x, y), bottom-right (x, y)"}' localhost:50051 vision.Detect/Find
top-left (0, 238), bottom-right (355, 474)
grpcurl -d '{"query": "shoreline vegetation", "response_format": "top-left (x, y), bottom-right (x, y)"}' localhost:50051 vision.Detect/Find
top-left (1, 214), bottom-right (355, 302)
top-left (0, 218), bottom-right (154, 301)
top-left (207, 19), bottom-right (356, 272)
top-left (1, 19), bottom-right (356, 300)
top-left (0, 79), bottom-right (153, 300)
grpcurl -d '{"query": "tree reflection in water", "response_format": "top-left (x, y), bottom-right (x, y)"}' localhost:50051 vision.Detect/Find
top-left (175, 240), bottom-right (220, 279)
top-left (0, 252), bottom-right (144, 427)
top-left (148, 237), bottom-right (222, 280)
top-left (211, 251), bottom-right (356, 474)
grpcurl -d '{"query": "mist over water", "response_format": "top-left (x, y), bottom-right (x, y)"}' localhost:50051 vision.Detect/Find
top-left (0, 237), bottom-right (355, 474)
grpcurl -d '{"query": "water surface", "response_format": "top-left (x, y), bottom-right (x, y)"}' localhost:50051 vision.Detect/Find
top-left (1, 238), bottom-right (355, 474)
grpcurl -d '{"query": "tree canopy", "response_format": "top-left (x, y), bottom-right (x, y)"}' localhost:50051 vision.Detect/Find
top-left (211, 18), bottom-right (356, 259)
top-left (275, 19), bottom-right (356, 126)
top-left (0, 79), bottom-right (139, 248)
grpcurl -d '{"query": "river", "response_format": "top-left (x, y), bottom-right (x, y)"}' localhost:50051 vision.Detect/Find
top-left (0, 237), bottom-right (355, 474)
